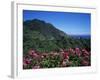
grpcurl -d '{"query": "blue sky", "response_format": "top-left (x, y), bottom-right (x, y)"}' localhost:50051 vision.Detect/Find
top-left (23, 10), bottom-right (91, 35)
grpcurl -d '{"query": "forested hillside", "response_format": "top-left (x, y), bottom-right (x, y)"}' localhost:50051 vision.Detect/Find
top-left (23, 19), bottom-right (90, 54)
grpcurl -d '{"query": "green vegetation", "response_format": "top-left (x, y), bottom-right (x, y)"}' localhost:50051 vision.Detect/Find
top-left (23, 19), bottom-right (90, 55)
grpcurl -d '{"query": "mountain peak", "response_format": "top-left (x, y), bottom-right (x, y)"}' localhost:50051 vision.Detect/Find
top-left (23, 19), bottom-right (68, 40)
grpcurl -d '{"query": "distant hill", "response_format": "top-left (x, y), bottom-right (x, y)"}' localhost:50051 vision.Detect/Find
top-left (23, 19), bottom-right (90, 54)
top-left (70, 35), bottom-right (90, 39)
top-left (23, 19), bottom-right (69, 40)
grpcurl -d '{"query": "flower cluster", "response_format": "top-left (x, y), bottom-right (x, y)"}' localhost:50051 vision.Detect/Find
top-left (23, 48), bottom-right (91, 69)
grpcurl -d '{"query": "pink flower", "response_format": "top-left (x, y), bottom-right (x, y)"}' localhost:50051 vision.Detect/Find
top-left (28, 49), bottom-right (38, 58)
top-left (69, 48), bottom-right (75, 53)
top-left (61, 60), bottom-right (67, 67)
top-left (41, 55), bottom-right (44, 59)
top-left (63, 51), bottom-right (69, 59)
top-left (75, 48), bottom-right (80, 52)
top-left (75, 48), bottom-right (81, 57)
top-left (28, 49), bottom-right (35, 55)
top-left (24, 58), bottom-right (31, 64)
top-left (32, 53), bottom-right (38, 58)
top-left (82, 49), bottom-right (90, 56)
top-left (61, 59), bottom-right (69, 67)
top-left (69, 48), bottom-right (75, 56)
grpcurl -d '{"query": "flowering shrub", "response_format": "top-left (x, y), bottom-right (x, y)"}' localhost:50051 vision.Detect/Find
top-left (23, 48), bottom-right (91, 69)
